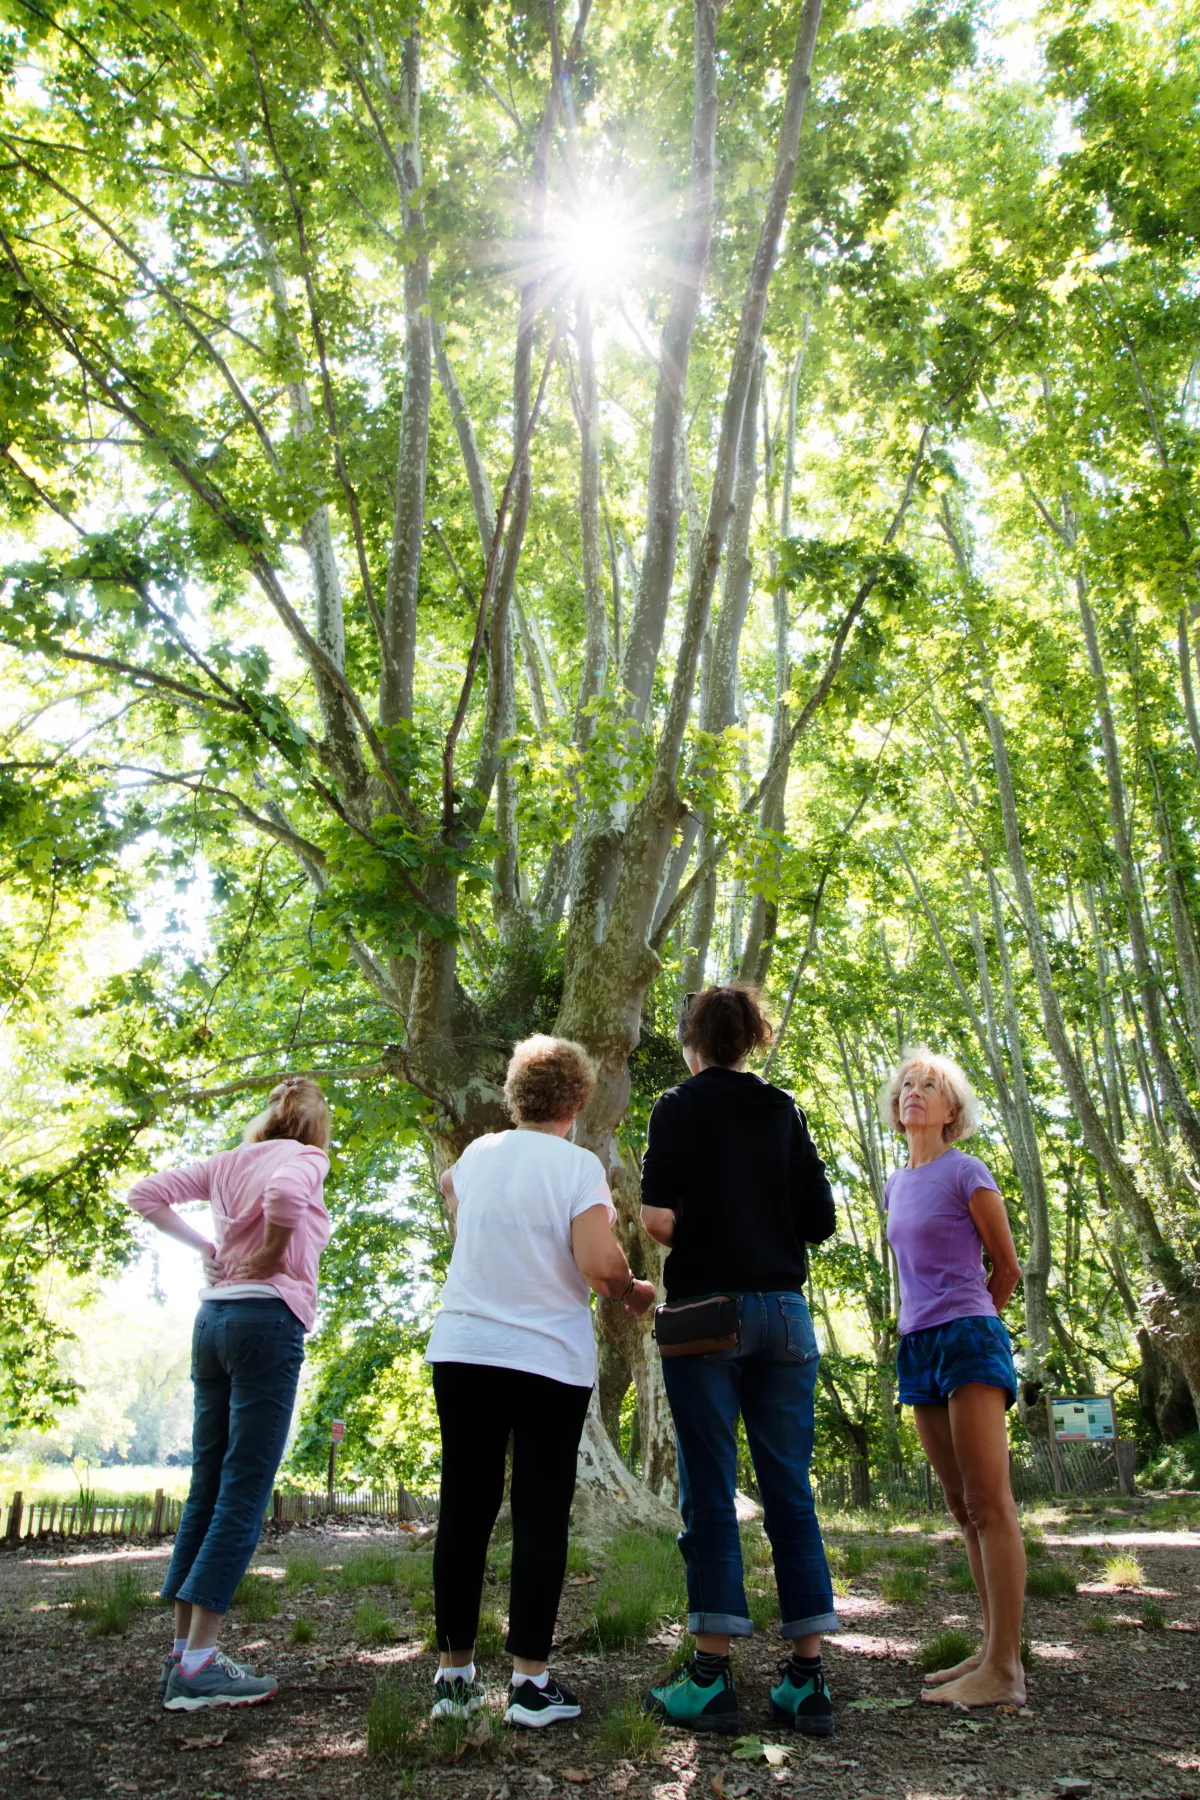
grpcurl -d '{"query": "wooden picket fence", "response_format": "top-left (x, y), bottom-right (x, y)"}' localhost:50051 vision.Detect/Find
top-left (1, 1481), bottom-right (429, 1547)
top-left (271, 1486), bottom-right (427, 1525)
top-left (2, 1487), bottom-right (185, 1545)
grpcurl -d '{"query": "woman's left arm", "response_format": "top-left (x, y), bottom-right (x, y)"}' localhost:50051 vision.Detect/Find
top-left (968, 1187), bottom-right (1023, 1312)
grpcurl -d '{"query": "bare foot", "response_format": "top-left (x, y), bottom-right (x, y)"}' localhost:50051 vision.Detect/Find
top-left (923, 1651), bottom-right (983, 1687)
top-left (921, 1664), bottom-right (1025, 1708)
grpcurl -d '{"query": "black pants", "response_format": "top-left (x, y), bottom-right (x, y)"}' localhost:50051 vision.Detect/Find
top-left (432, 1360), bottom-right (592, 1661)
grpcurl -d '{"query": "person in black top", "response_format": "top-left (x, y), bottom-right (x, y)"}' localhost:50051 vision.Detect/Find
top-left (641, 986), bottom-right (839, 1739)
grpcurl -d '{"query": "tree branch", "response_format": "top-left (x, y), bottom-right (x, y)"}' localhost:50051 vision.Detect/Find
top-left (442, 331), bottom-right (560, 833)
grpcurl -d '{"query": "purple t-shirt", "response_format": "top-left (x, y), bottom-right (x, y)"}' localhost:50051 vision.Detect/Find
top-left (884, 1149), bottom-right (1001, 1336)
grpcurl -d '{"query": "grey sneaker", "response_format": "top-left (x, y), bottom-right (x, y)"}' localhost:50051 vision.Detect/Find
top-left (163, 1647), bottom-right (278, 1711)
top-left (431, 1669), bottom-right (487, 1719)
top-left (158, 1649), bottom-right (253, 1702)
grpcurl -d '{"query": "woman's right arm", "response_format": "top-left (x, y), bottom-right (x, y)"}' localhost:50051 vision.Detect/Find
top-left (127, 1160), bottom-right (219, 1278)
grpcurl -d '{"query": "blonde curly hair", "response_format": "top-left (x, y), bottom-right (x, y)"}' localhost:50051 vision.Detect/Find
top-left (504, 1035), bottom-right (597, 1125)
top-left (877, 1048), bottom-right (980, 1144)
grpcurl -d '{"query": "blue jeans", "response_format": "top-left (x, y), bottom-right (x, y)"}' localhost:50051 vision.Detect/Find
top-left (161, 1299), bottom-right (305, 1614)
top-left (661, 1291), bottom-right (839, 1639)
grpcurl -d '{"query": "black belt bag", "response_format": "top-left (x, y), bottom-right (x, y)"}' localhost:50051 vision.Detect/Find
top-left (652, 1294), bottom-right (740, 1358)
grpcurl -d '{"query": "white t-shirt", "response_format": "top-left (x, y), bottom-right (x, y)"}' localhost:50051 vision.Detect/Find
top-left (425, 1129), bottom-right (614, 1388)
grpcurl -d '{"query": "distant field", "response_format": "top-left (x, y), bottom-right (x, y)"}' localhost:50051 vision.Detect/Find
top-left (0, 1463), bottom-right (194, 1506)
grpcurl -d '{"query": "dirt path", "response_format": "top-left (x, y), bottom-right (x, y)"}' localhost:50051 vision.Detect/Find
top-left (2, 1504), bottom-right (1197, 1800)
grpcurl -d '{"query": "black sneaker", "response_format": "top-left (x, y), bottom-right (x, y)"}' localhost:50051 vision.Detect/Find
top-left (431, 1669), bottom-right (487, 1718)
top-left (504, 1675), bottom-right (582, 1729)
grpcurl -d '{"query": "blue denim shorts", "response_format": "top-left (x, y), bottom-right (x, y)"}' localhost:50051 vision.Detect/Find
top-left (896, 1315), bottom-right (1017, 1410)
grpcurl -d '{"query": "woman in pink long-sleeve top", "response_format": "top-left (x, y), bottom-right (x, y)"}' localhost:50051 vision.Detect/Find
top-left (127, 1077), bottom-right (332, 1711)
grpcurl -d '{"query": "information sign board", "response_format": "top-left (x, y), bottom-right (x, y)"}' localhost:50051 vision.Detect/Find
top-left (331, 1419), bottom-right (346, 1444)
top-left (1050, 1395), bottom-right (1116, 1442)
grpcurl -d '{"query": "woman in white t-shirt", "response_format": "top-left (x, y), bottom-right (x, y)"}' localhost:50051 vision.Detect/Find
top-left (426, 1035), bottom-right (655, 1730)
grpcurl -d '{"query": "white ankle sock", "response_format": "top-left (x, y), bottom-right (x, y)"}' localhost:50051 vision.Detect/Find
top-left (181, 1647), bottom-right (216, 1676)
top-left (440, 1662), bottom-right (476, 1684)
top-left (513, 1668), bottom-right (549, 1689)
top-left (172, 1637), bottom-right (188, 1657)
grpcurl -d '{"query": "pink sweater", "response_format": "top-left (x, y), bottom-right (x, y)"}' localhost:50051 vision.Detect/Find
top-left (127, 1139), bottom-right (332, 1332)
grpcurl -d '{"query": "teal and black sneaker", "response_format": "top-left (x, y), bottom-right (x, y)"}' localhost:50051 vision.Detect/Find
top-left (769, 1660), bottom-right (834, 1736)
top-left (644, 1660), bottom-right (740, 1735)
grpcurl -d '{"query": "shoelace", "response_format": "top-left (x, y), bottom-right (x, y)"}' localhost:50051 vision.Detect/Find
top-left (207, 1647), bottom-right (248, 1678)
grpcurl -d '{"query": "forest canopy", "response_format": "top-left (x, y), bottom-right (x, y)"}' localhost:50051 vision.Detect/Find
top-left (3, 0), bottom-right (1200, 1498)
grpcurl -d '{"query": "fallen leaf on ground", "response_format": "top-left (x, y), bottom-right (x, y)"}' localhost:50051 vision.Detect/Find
top-left (566, 1574), bottom-right (598, 1586)
top-left (561, 1771), bottom-right (592, 1784)
top-left (731, 1735), bottom-right (791, 1766)
top-left (711, 1775), bottom-right (751, 1799)
top-left (1054, 1782), bottom-right (1092, 1798)
top-left (176, 1730), bottom-right (230, 1751)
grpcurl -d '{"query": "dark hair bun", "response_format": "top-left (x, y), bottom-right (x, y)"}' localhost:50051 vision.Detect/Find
top-left (680, 984), bottom-right (773, 1068)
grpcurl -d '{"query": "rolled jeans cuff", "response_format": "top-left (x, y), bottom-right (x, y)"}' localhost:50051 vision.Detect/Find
top-left (167, 1581), bottom-right (231, 1614)
top-left (687, 1610), bottom-right (753, 1638)
top-left (780, 1610), bottom-right (840, 1637)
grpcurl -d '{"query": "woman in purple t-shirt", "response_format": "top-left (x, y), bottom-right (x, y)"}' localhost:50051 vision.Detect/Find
top-left (880, 1049), bottom-right (1025, 1709)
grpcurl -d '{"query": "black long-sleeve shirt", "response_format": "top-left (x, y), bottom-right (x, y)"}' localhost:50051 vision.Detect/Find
top-left (640, 1066), bottom-right (836, 1301)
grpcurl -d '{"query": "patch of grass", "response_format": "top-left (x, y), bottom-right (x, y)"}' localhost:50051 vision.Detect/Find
top-left (886, 1540), bottom-right (934, 1567)
top-left (475, 1609), bottom-right (506, 1658)
top-left (1078, 1544), bottom-right (1100, 1566)
top-left (880, 1567), bottom-right (927, 1604)
top-left (1020, 1635), bottom-right (1036, 1669)
top-left (426, 1699), bottom-right (506, 1762)
top-left (341, 1549), bottom-right (399, 1589)
top-left (1022, 1534), bottom-right (1047, 1562)
top-left (841, 1541), bottom-right (880, 1578)
top-left (395, 1555), bottom-right (434, 1595)
top-left (591, 1529), bottom-right (685, 1648)
top-left (290, 1614), bottom-right (316, 1644)
top-left (1085, 1610), bottom-right (1111, 1634)
top-left (366, 1672), bottom-right (422, 1764)
top-left (1140, 1598), bottom-right (1167, 1630)
top-left (284, 1552), bottom-right (324, 1590)
top-left (1104, 1552), bottom-right (1143, 1590)
top-left (747, 1586), bottom-right (777, 1631)
top-left (1026, 1562), bottom-right (1077, 1600)
top-left (69, 1567), bottom-right (150, 1637)
top-left (354, 1597), bottom-right (396, 1644)
top-left (740, 1526), bottom-right (774, 1570)
top-left (565, 1540), bottom-right (593, 1577)
top-left (601, 1687), bottom-right (663, 1758)
top-left (916, 1626), bottom-right (976, 1673)
top-left (234, 1572), bottom-right (280, 1620)
top-left (945, 1555), bottom-right (975, 1592)
top-left (667, 1631), bottom-right (696, 1676)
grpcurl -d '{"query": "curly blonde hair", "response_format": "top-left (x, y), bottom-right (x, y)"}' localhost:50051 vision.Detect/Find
top-left (244, 1076), bottom-right (331, 1150)
top-left (504, 1035), bottom-right (597, 1125)
top-left (877, 1048), bottom-right (980, 1144)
